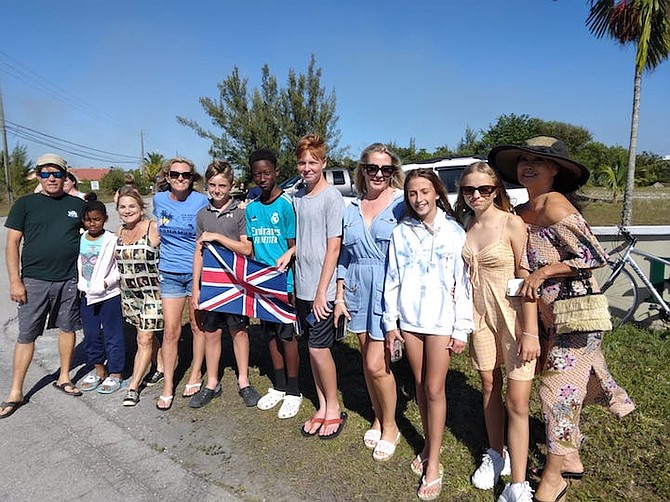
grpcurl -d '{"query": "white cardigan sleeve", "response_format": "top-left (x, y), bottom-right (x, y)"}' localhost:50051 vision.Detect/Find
top-left (450, 232), bottom-right (474, 342)
top-left (382, 230), bottom-right (401, 333)
top-left (87, 232), bottom-right (120, 295)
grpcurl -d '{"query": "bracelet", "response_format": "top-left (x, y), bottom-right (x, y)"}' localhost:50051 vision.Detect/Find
top-left (522, 332), bottom-right (539, 339)
top-left (333, 299), bottom-right (345, 305)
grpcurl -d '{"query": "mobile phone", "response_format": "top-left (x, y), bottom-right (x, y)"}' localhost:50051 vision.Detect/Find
top-left (390, 339), bottom-right (403, 363)
top-left (335, 315), bottom-right (346, 342)
top-left (305, 311), bottom-right (317, 327)
top-left (506, 278), bottom-right (524, 297)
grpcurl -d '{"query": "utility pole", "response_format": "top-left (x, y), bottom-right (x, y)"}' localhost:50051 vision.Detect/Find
top-left (140, 130), bottom-right (145, 177)
top-left (0, 84), bottom-right (14, 205)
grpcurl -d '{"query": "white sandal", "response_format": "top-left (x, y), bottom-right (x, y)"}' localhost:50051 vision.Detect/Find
top-left (418, 473), bottom-right (443, 501)
top-left (277, 394), bottom-right (303, 419)
top-left (181, 382), bottom-right (202, 398)
top-left (372, 432), bottom-right (401, 461)
top-left (363, 429), bottom-right (381, 450)
top-left (156, 395), bottom-right (174, 411)
top-left (257, 387), bottom-right (285, 410)
top-left (411, 454), bottom-right (427, 476)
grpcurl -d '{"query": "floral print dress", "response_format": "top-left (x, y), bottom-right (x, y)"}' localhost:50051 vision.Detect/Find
top-left (523, 213), bottom-right (635, 454)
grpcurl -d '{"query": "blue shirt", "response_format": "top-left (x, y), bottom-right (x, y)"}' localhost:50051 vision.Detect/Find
top-left (153, 190), bottom-right (208, 273)
top-left (246, 192), bottom-right (296, 292)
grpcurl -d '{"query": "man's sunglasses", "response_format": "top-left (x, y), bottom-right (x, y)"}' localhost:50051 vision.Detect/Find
top-left (362, 164), bottom-right (394, 177)
top-left (168, 171), bottom-right (193, 180)
top-left (38, 171), bottom-right (64, 179)
top-left (460, 185), bottom-right (497, 197)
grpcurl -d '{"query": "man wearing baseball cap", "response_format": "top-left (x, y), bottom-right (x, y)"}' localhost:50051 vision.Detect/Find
top-left (0, 153), bottom-right (86, 419)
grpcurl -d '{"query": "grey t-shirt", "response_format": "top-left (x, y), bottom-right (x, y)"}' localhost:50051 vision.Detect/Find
top-left (293, 184), bottom-right (344, 301)
top-left (195, 199), bottom-right (246, 241)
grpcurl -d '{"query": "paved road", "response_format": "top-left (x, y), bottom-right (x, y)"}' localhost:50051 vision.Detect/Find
top-left (0, 201), bottom-right (239, 502)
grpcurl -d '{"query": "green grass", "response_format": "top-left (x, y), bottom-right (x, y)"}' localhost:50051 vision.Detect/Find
top-left (581, 187), bottom-right (670, 226)
top-left (171, 322), bottom-right (669, 501)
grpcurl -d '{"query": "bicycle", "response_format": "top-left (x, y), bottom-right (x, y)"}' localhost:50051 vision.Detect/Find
top-left (592, 227), bottom-right (670, 327)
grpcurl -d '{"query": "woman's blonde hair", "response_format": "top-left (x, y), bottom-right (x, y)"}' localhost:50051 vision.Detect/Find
top-left (160, 157), bottom-right (202, 192)
top-left (116, 186), bottom-right (146, 213)
top-left (354, 143), bottom-right (404, 195)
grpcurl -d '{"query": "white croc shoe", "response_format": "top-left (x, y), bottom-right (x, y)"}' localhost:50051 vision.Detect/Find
top-left (257, 387), bottom-right (285, 410)
top-left (277, 394), bottom-right (302, 419)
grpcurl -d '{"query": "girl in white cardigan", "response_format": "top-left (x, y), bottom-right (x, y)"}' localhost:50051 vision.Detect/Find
top-left (77, 199), bottom-right (125, 394)
top-left (383, 169), bottom-right (473, 501)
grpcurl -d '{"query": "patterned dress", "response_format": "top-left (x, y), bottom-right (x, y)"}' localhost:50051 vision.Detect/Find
top-left (116, 221), bottom-right (164, 332)
top-left (523, 213), bottom-right (635, 454)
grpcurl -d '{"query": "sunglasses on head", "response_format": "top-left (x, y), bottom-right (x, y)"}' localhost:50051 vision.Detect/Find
top-left (362, 164), bottom-right (394, 177)
top-left (168, 170), bottom-right (193, 180)
top-left (38, 170), bottom-right (64, 179)
top-left (460, 185), bottom-right (497, 197)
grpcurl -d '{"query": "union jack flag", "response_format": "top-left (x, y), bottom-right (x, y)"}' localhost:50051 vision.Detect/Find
top-left (199, 243), bottom-right (296, 323)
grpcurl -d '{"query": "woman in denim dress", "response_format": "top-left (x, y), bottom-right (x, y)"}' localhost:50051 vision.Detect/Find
top-left (334, 143), bottom-right (404, 461)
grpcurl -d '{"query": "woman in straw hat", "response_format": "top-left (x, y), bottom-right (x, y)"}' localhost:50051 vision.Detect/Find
top-left (488, 137), bottom-right (635, 502)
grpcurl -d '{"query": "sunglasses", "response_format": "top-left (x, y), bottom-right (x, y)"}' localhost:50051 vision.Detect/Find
top-left (38, 170), bottom-right (64, 179)
top-left (460, 185), bottom-right (497, 197)
top-left (362, 164), bottom-right (394, 177)
top-left (168, 170), bottom-right (193, 180)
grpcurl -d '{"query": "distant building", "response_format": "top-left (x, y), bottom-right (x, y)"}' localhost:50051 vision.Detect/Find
top-left (69, 168), bottom-right (111, 191)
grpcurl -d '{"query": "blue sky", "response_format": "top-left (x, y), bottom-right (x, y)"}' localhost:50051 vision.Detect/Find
top-left (1, 0), bottom-right (668, 173)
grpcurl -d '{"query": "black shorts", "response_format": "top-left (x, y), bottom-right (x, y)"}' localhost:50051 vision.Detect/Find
top-left (261, 320), bottom-right (295, 341)
top-left (198, 311), bottom-right (248, 334)
top-left (296, 299), bottom-right (335, 349)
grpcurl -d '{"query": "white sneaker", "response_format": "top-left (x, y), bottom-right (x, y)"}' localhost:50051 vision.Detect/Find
top-left (501, 446), bottom-right (511, 476)
top-left (471, 447), bottom-right (510, 489)
top-left (497, 481), bottom-right (534, 502)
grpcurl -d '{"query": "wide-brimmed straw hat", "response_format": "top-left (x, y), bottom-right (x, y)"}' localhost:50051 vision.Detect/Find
top-left (488, 136), bottom-right (589, 193)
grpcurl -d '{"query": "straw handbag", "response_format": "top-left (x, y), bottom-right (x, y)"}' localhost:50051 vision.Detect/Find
top-left (553, 273), bottom-right (612, 334)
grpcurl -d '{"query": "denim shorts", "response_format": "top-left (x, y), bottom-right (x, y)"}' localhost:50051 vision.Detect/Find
top-left (158, 271), bottom-right (193, 298)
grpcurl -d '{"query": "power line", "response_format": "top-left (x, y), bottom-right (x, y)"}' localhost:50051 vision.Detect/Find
top-left (6, 123), bottom-right (140, 165)
top-left (0, 51), bottom-right (127, 129)
top-left (7, 120), bottom-right (138, 159)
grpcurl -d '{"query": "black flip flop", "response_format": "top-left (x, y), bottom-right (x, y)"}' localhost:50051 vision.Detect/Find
top-left (53, 381), bottom-right (83, 397)
top-left (0, 399), bottom-right (27, 419)
top-left (301, 417), bottom-right (325, 437)
top-left (319, 412), bottom-right (348, 440)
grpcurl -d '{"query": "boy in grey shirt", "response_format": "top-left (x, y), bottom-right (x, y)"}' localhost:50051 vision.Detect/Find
top-left (293, 134), bottom-right (346, 439)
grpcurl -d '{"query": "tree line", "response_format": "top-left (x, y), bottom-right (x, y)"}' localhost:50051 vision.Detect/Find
top-left (3, 0), bottom-right (669, 222)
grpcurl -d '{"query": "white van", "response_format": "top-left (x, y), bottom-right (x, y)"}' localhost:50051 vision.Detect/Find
top-left (402, 156), bottom-right (529, 207)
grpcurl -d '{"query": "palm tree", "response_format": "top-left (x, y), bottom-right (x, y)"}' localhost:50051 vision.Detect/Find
top-left (143, 152), bottom-right (165, 185)
top-left (586, 0), bottom-right (670, 225)
top-left (595, 150), bottom-right (628, 201)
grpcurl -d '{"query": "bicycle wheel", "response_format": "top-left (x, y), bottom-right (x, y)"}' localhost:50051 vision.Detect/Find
top-left (593, 263), bottom-right (638, 326)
